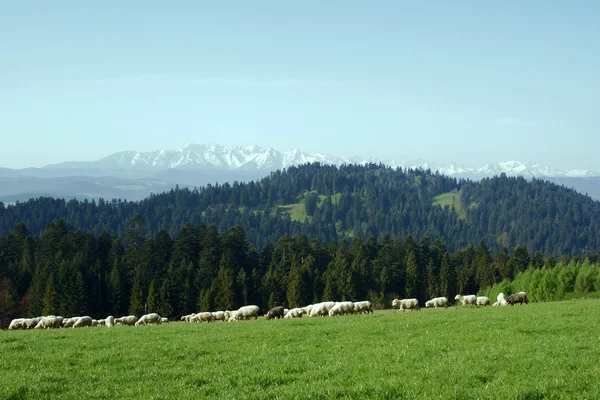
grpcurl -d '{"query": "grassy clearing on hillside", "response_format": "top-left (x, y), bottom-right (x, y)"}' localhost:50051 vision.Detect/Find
top-left (2, 300), bottom-right (599, 399)
top-left (278, 192), bottom-right (342, 223)
top-left (433, 189), bottom-right (464, 218)
top-left (278, 203), bottom-right (307, 222)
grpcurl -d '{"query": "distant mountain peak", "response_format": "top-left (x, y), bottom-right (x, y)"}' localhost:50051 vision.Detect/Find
top-left (43, 143), bottom-right (600, 179)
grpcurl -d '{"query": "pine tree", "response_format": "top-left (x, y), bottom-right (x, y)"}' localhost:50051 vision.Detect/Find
top-left (28, 263), bottom-right (47, 317)
top-left (42, 272), bottom-right (59, 315)
top-left (109, 260), bottom-right (126, 316)
top-left (426, 258), bottom-right (438, 299)
top-left (128, 267), bottom-right (145, 316)
top-left (159, 278), bottom-right (173, 318)
top-left (146, 280), bottom-right (158, 313)
top-left (212, 256), bottom-right (235, 311)
top-left (0, 277), bottom-right (17, 328)
top-left (74, 271), bottom-right (88, 316)
top-left (405, 251), bottom-right (418, 298)
top-left (439, 252), bottom-right (455, 300)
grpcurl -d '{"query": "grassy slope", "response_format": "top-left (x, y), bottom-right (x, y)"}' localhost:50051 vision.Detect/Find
top-left (433, 189), bottom-right (465, 219)
top-left (277, 192), bottom-right (342, 223)
top-left (2, 300), bottom-right (600, 399)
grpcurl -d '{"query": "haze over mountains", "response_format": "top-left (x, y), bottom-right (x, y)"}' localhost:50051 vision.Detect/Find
top-left (1, 143), bottom-right (600, 203)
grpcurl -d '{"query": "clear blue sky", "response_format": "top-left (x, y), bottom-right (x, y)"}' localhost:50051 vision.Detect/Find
top-left (1, 1), bottom-right (598, 170)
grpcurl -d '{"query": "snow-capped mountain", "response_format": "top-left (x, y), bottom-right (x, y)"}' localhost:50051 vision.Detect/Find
top-left (43, 142), bottom-right (599, 179)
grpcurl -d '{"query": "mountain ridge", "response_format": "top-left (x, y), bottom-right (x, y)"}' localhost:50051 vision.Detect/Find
top-left (40, 142), bottom-right (599, 179)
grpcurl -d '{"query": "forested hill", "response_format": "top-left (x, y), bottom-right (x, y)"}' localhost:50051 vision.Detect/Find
top-left (0, 163), bottom-right (599, 256)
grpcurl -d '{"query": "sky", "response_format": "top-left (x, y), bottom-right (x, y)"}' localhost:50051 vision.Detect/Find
top-left (0, 1), bottom-right (599, 170)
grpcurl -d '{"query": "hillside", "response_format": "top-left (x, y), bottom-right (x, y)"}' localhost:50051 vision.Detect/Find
top-left (1, 163), bottom-right (600, 256)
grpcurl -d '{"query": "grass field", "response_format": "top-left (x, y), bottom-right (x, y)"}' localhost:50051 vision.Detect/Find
top-left (2, 300), bottom-right (600, 399)
top-left (433, 189), bottom-right (465, 218)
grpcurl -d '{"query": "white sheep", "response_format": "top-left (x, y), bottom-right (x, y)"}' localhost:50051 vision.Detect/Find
top-left (302, 304), bottom-right (314, 316)
top-left (160, 317), bottom-right (169, 323)
top-left (35, 316), bottom-right (63, 329)
top-left (73, 316), bottom-right (93, 328)
top-left (105, 316), bottom-right (115, 328)
top-left (476, 296), bottom-right (491, 306)
top-left (496, 292), bottom-right (508, 306)
top-left (425, 297), bottom-right (448, 309)
top-left (329, 301), bottom-right (355, 316)
top-left (8, 318), bottom-right (25, 330)
top-left (283, 308), bottom-right (305, 319)
top-left (309, 302), bottom-right (336, 317)
top-left (211, 311), bottom-right (225, 321)
top-left (393, 298), bottom-right (420, 311)
top-left (226, 310), bottom-right (238, 322)
top-left (454, 294), bottom-right (477, 306)
top-left (191, 312), bottom-right (214, 323)
top-left (234, 305), bottom-right (260, 320)
top-left (115, 315), bottom-right (138, 326)
top-left (62, 317), bottom-right (79, 328)
top-left (181, 313), bottom-right (196, 322)
top-left (135, 313), bottom-right (162, 326)
top-left (353, 301), bottom-right (373, 314)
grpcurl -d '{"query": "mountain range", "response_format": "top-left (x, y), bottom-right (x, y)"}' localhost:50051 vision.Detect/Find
top-left (2, 143), bottom-right (600, 202)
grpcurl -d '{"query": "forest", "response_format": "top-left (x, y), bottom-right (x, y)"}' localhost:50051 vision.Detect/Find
top-left (1, 163), bottom-right (600, 257)
top-left (1, 217), bottom-right (598, 328)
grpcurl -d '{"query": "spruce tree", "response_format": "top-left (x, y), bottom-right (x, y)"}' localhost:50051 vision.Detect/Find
top-left (128, 268), bottom-right (145, 316)
top-left (405, 251), bottom-right (418, 298)
top-left (109, 260), bottom-right (126, 316)
top-left (159, 278), bottom-right (173, 317)
top-left (42, 272), bottom-right (59, 315)
top-left (146, 280), bottom-right (158, 313)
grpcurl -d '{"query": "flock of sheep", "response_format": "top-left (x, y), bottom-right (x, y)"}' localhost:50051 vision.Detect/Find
top-left (7, 292), bottom-right (528, 331)
top-left (392, 291), bottom-right (529, 311)
top-left (7, 312), bottom-right (170, 330)
top-left (180, 300), bottom-right (374, 323)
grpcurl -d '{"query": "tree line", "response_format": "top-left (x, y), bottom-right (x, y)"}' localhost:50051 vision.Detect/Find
top-left (479, 258), bottom-right (600, 304)
top-left (2, 218), bottom-right (597, 328)
top-left (1, 163), bottom-right (600, 257)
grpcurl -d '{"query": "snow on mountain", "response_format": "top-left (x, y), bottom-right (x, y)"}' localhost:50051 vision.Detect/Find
top-left (47, 143), bottom-right (600, 179)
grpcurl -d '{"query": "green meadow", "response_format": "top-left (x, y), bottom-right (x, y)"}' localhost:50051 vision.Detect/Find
top-left (1, 299), bottom-right (599, 399)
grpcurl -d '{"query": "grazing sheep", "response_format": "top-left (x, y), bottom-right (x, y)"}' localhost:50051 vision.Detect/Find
top-left (35, 316), bottom-right (63, 329)
top-left (211, 311), bottom-right (226, 321)
top-left (97, 319), bottom-right (105, 326)
top-left (226, 311), bottom-right (238, 322)
top-left (73, 316), bottom-right (93, 328)
top-left (8, 318), bottom-right (25, 330)
top-left (302, 304), bottom-right (314, 316)
top-left (235, 305), bottom-right (260, 320)
top-left (496, 293), bottom-right (508, 306)
top-left (266, 306), bottom-right (285, 320)
top-left (506, 292), bottom-right (529, 305)
top-left (393, 298), bottom-right (420, 312)
top-left (309, 302), bottom-right (336, 317)
top-left (191, 312), bottom-right (214, 323)
top-left (425, 297), bottom-right (449, 309)
top-left (476, 296), bottom-right (491, 306)
top-left (454, 294), bottom-right (477, 306)
top-left (25, 317), bottom-right (42, 329)
top-left (105, 316), bottom-right (115, 328)
top-left (181, 313), bottom-right (196, 322)
top-left (284, 308), bottom-right (305, 319)
top-left (135, 313), bottom-right (162, 326)
top-left (160, 317), bottom-right (169, 324)
top-left (115, 315), bottom-right (138, 326)
top-left (353, 301), bottom-right (373, 314)
top-left (329, 301), bottom-right (355, 316)
top-left (62, 317), bottom-right (80, 328)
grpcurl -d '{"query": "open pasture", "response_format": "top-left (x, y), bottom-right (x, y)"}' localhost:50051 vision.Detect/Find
top-left (1, 299), bottom-right (599, 399)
